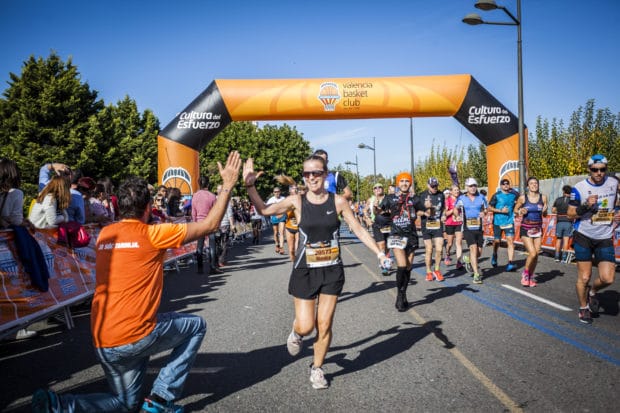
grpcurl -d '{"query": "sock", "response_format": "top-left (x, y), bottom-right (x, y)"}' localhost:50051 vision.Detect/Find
top-left (434, 265), bottom-right (439, 271)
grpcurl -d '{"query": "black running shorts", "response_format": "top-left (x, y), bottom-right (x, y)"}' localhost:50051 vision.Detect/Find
top-left (288, 265), bottom-right (345, 299)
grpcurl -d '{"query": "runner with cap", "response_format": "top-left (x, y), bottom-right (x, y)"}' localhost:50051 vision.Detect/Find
top-left (416, 177), bottom-right (445, 282)
top-left (567, 154), bottom-right (620, 324)
top-left (365, 182), bottom-right (392, 276)
top-left (488, 178), bottom-right (519, 272)
top-left (379, 171), bottom-right (420, 311)
top-left (456, 178), bottom-right (488, 284)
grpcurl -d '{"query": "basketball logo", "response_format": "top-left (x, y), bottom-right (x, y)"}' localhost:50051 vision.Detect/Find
top-left (162, 166), bottom-right (193, 196)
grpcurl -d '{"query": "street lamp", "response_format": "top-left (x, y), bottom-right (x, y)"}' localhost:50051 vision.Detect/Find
top-left (358, 136), bottom-right (376, 184)
top-left (344, 155), bottom-right (360, 203)
top-left (463, 0), bottom-right (526, 194)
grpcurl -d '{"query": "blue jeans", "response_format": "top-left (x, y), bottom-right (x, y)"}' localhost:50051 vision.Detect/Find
top-left (56, 312), bottom-right (206, 412)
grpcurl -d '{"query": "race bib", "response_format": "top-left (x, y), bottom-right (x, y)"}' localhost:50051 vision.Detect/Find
top-left (527, 227), bottom-right (542, 238)
top-left (387, 236), bottom-right (408, 249)
top-left (466, 218), bottom-right (481, 230)
top-left (380, 225), bottom-right (392, 234)
top-left (591, 209), bottom-right (613, 226)
top-left (305, 241), bottom-right (340, 268)
top-left (426, 219), bottom-right (441, 230)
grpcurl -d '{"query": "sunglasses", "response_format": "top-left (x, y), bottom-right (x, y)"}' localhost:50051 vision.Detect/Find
top-left (373, 186), bottom-right (382, 190)
top-left (501, 181), bottom-right (510, 185)
top-left (302, 170), bottom-right (324, 178)
top-left (590, 167), bottom-right (607, 173)
top-left (468, 184), bottom-right (477, 187)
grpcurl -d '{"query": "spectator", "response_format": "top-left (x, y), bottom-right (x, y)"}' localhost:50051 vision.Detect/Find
top-left (552, 185), bottom-right (574, 263)
top-left (215, 184), bottom-right (235, 267)
top-left (191, 175), bottom-right (219, 274)
top-left (38, 162), bottom-right (70, 191)
top-left (31, 151), bottom-right (241, 413)
top-left (98, 177), bottom-right (120, 220)
top-left (28, 175), bottom-right (71, 229)
top-left (89, 183), bottom-right (114, 224)
top-left (167, 187), bottom-right (183, 218)
top-left (66, 169), bottom-right (86, 224)
top-left (0, 158), bottom-right (37, 340)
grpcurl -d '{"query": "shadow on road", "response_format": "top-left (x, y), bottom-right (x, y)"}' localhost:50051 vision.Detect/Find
top-left (326, 321), bottom-right (453, 381)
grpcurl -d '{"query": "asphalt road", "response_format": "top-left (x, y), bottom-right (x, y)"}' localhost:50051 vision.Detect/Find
top-left (1, 227), bottom-right (619, 412)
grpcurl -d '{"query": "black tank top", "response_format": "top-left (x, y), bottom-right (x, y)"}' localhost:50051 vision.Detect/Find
top-left (295, 193), bottom-right (341, 269)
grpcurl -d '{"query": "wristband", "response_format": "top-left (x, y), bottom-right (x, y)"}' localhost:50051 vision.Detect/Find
top-left (377, 252), bottom-right (386, 259)
top-left (576, 203), bottom-right (591, 215)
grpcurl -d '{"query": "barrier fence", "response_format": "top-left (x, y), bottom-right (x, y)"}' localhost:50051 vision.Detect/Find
top-left (0, 223), bottom-right (196, 338)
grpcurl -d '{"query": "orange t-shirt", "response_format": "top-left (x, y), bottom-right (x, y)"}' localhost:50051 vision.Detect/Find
top-left (91, 219), bottom-right (187, 348)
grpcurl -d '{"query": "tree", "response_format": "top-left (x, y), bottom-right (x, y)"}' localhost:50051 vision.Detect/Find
top-left (0, 53), bottom-right (103, 198)
top-left (0, 53), bottom-right (160, 206)
top-left (529, 100), bottom-right (620, 178)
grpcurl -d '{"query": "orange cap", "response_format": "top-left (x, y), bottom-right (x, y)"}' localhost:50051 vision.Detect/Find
top-left (395, 172), bottom-right (412, 184)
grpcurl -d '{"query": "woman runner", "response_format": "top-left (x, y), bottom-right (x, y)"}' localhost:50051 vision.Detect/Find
top-left (243, 155), bottom-right (389, 390)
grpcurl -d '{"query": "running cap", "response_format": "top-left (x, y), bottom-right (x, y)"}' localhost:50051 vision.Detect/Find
top-left (465, 177), bottom-right (478, 186)
top-left (373, 183), bottom-right (383, 189)
top-left (427, 177), bottom-right (439, 187)
top-left (396, 172), bottom-right (412, 183)
top-left (588, 154), bottom-right (608, 166)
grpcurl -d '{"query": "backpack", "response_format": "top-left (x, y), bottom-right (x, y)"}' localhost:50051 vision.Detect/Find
top-left (57, 221), bottom-right (91, 248)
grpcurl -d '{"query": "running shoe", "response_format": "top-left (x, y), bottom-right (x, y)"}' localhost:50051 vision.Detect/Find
top-left (463, 255), bottom-right (473, 273)
top-left (578, 308), bottom-right (593, 324)
top-left (472, 273), bottom-right (483, 284)
top-left (425, 271), bottom-right (433, 281)
top-left (491, 254), bottom-right (498, 267)
top-left (310, 365), bottom-right (329, 389)
top-left (455, 260), bottom-right (464, 270)
top-left (521, 271), bottom-right (530, 287)
top-left (444, 256), bottom-right (452, 266)
top-left (554, 254), bottom-right (561, 262)
top-left (140, 398), bottom-right (184, 413)
top-left (587, 287), bottom-right (600, 313)
top-left (287, 329), bottom-right (303, 356)
top-left (381, 269), bottom-right (390, 277)
top-left (528, 276), bottom-right (537, 287)
top-left (433, 269), bottom-right (444, 282)
top-left (32, 389), bottom-right (58, 413)
top-left (506, 263), bottom-right (517, 272)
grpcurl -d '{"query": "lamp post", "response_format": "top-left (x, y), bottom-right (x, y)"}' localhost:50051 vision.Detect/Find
top-left (463, 0), bottom-right (526, 194)
top-left (345, 155), bottom-right (360, 204)
top-left (409, 118), bottom-right (415, 190)
top-left (358, 136), bottom-right (376, 184)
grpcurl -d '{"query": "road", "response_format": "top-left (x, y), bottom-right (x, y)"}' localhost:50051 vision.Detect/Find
top-left (1, 227), bottom-right (619, 412)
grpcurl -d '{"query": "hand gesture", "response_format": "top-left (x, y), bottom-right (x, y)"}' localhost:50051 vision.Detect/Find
top-left (218, 151), bottom-right (241, 188)
top-left (243, 158), bottom-right (264, 187)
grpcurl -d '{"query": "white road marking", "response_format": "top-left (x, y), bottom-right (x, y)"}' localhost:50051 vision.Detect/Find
top-left (502, 284), bottom-right (572, 311)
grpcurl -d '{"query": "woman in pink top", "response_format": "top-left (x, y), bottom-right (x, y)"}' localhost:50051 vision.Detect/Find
top-left (444, 185), bottom-right (465, 269)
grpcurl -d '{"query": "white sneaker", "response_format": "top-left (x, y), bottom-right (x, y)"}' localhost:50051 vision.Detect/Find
top-left (286, 329), bottom-right (302, 356)
top-left (309, 365), bottom-right (329, 389)
top-left (16, 329), bottom-right (37, 340)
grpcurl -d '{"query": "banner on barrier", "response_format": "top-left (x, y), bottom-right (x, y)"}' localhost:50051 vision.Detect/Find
top-left (0, 225), bottom-right (197, 333)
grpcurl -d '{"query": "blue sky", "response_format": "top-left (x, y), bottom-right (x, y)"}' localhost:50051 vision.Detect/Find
top-left (1, 0), bottom-right (618, 179)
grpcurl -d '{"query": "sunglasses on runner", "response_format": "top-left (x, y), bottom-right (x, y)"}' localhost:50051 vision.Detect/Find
top-left (302, 170), bottom-right (324, 178)
top-left (589, 167), bottom-right (607, 173)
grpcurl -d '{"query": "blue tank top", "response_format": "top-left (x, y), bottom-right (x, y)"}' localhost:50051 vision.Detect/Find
top-left (521, 194), bottom-right (544, 229)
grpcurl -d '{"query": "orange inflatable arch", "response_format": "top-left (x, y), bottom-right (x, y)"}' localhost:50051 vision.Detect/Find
top-left (157, 75), bottom-right (526, 194)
